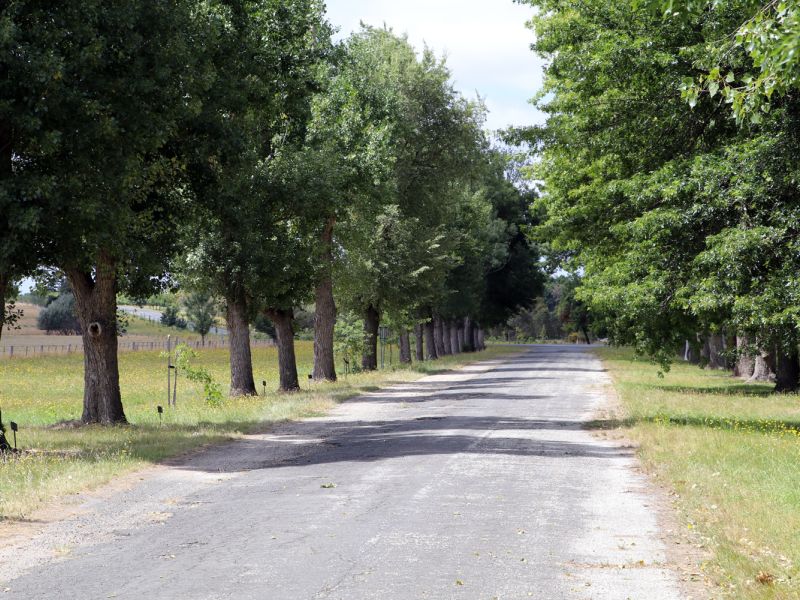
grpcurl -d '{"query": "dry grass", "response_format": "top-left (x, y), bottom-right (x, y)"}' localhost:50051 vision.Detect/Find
top-left (597, 347), bottom-right (800, 599)
top-left (0, 341), bottom-right (517, 520)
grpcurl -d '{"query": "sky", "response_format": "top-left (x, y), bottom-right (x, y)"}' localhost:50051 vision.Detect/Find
top-left (324, 0), bottom-right (546, 133)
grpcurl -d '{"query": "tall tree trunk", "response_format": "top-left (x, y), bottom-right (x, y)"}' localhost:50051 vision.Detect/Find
top-left (433, 313), bottom-right (445, 356)
top-left (457, 322), bottom-right (465, 353)
top-left (734, 335), bottom-right (755, 379)
top-left (0, 115), bottom-right (11, 345)
top-left (775, 345), bottom-right (800, 392)
top-left (424, 318), bottom-right (438, 360)
top-left (708, 333), bottom-right (727, 369)
top-left (362, 304), bottom-right (379, 371)
top-left (441, 318), bottom-right (452, 355)
top-left (313, 216), bottom-right (337, 382)
top-left (450, 321), bottom-right (460, 354)
top-left (580, 326), bottom-right (591, 345)
top-left (414, 323), bottom-right (424, 361)
top-left (67, 257), bottom-right (126, 424)
top-left (463, 317), bottom-right (475, 352)
top-left (226, 294), bottom-right (256, 396)
top-left (399, 330), bottom-right (412, 364)
top-left (749, 346), bottom-right (776, 382)
top-left (476, 328), bottom-right (485, 351)
top-left (0, 273), bottom-right (7, 344)
top-left (266, 308), bottom-right (299, 392)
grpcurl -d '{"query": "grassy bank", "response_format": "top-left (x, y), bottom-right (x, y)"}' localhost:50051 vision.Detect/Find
top-left (597, 347), bottom-right (800, 599)
top-left (0, 341), bottom-right (516, 521)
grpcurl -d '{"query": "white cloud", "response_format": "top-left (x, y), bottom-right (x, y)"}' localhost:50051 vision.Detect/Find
top-left (324, 0), bottom-right (546, 131)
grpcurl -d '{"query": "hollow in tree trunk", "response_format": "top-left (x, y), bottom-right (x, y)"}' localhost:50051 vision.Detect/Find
top-left (266, 308), bottom-right (299, 392)
top-left (67, 257), bottom-right (126, 424)
top-left (313, 217), bottom-right (337, 382)
top-left (414, 323), bottom-right (424, 361)
top-left (433, 313), bottom-right (445, 356)
top-left (775, 346), bottom-right (800, 392)
top-left (226, 294), bottom-right (256, 396)
top-left (424, 318), bottom-right (438, 360)
top-left (399, 330), bottom-right (412, 364)
top-left (362, 304), bottom-right (379, 371)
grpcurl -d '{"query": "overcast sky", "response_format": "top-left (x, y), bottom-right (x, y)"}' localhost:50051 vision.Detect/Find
top-left (324, 0), bottom-right (546, 133)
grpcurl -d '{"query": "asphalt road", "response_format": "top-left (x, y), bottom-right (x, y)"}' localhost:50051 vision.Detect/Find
top-left (0, 346), bottom-right (683, 599)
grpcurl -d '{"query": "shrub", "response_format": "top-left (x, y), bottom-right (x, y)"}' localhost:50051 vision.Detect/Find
top-left (37, 294), bottom-right (81, 335)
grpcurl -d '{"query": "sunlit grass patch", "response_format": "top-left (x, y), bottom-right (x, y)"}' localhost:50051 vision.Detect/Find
top-left (597, 346), bottom-right (800, 599)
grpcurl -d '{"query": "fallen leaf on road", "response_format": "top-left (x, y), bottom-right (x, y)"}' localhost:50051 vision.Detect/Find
top-left (321, 483), bottom-right (336, 489)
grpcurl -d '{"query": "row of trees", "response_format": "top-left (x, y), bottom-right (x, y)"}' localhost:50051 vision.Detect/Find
top-left (521, 0), bottom-right (800, 391)
top-left (1, 1), bottom-right (540, 423)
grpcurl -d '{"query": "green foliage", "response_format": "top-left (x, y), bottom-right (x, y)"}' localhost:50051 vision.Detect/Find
top-left (37, 293), bottom-right (81, 335)
top-left (334, 313), bottom-right (365, 371)
top-left (178, 0), bottom-right (333, 316)
top-left (183, 293), bottom-right (216, 341)
top-left (652, 0), bottom-right (800, 122)
top-left (160, 306), bottom-right (187, 330)
top-left (172, 344), bottom-right (224, 407)
top-left (521, 0), bottom-right (800, 373)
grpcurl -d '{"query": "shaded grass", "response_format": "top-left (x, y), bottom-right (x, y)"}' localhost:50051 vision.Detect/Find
top-left (0, 342), bottom-right (516, 520)
top-left (596, 347), bottom-right (800, 599)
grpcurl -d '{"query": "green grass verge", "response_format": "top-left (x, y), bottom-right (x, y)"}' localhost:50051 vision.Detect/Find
top-left (0, 341), bottom-right (517, 521)
top-left (597, 346), bottom-right (800, 599)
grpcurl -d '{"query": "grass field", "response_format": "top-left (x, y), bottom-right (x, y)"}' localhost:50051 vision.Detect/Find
top-left (0, 341), bottom-right (517, 521)
top-left (597, 347), bottom-right (800, 600)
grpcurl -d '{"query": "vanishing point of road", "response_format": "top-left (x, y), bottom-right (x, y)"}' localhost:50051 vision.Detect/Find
top-left (0, 346), bottom-right (685, 599)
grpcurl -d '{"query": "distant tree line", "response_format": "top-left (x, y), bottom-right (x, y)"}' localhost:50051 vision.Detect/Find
top-left (518, 0), bottom-right (800, 391)
top-left (1, 2), bottom-right (540, 423)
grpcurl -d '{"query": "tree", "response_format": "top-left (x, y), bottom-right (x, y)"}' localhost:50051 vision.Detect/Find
top-left (2, 1), bottom-right (203, 423)
top-left (521, 0), bottom-right (800, 390)
top-left (179, 0), bottom-right (331, 395)
top-left (184, 293), bottom-right (216, 346)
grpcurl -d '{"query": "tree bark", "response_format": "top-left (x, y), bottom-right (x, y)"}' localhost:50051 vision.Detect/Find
top-left (775, 346), bottom-right (800, 392)
top-left (457, 323), bottom-right (465, 353)
top-left (433, 313), bottom-right (446, 356)
top-left (225, 294), bottom-right (256, 396)
top-left (414, 323), bottom-right (424, 361)
top-left (441, 317), bottom-right (452, 355)
top-left (424, 318), bottom-right (438, 360)
top-left (449, 321), bottom-right (460, 354)
top-left (266, 308), bottom-right (299, 392)
top-left (313, 217), bottom-right (337, 382)
top-left (708, 333), bottom-right (727, 369)
top-left (476, 328), bottom-right (485, 351)
top-left (749, 346), bottom-right (776, 383)
top-left (734, 335), bottom-right (755, 379)
top-left (580, 326), bottom-right (591, 345)
top-left (463, 317), bottom-right (474, 352)
top-left (0, 273), bottom-right (7, 344)
top-left (67, 257), bottom-right (126, 424)
top-left (399, 330), bottom-right (412, 364)
top-left (362, 304), bottom-right (379, 371)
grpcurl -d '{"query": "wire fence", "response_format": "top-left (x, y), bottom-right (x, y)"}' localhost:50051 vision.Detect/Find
top-left (0, 336), bottom-right (275, 360)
